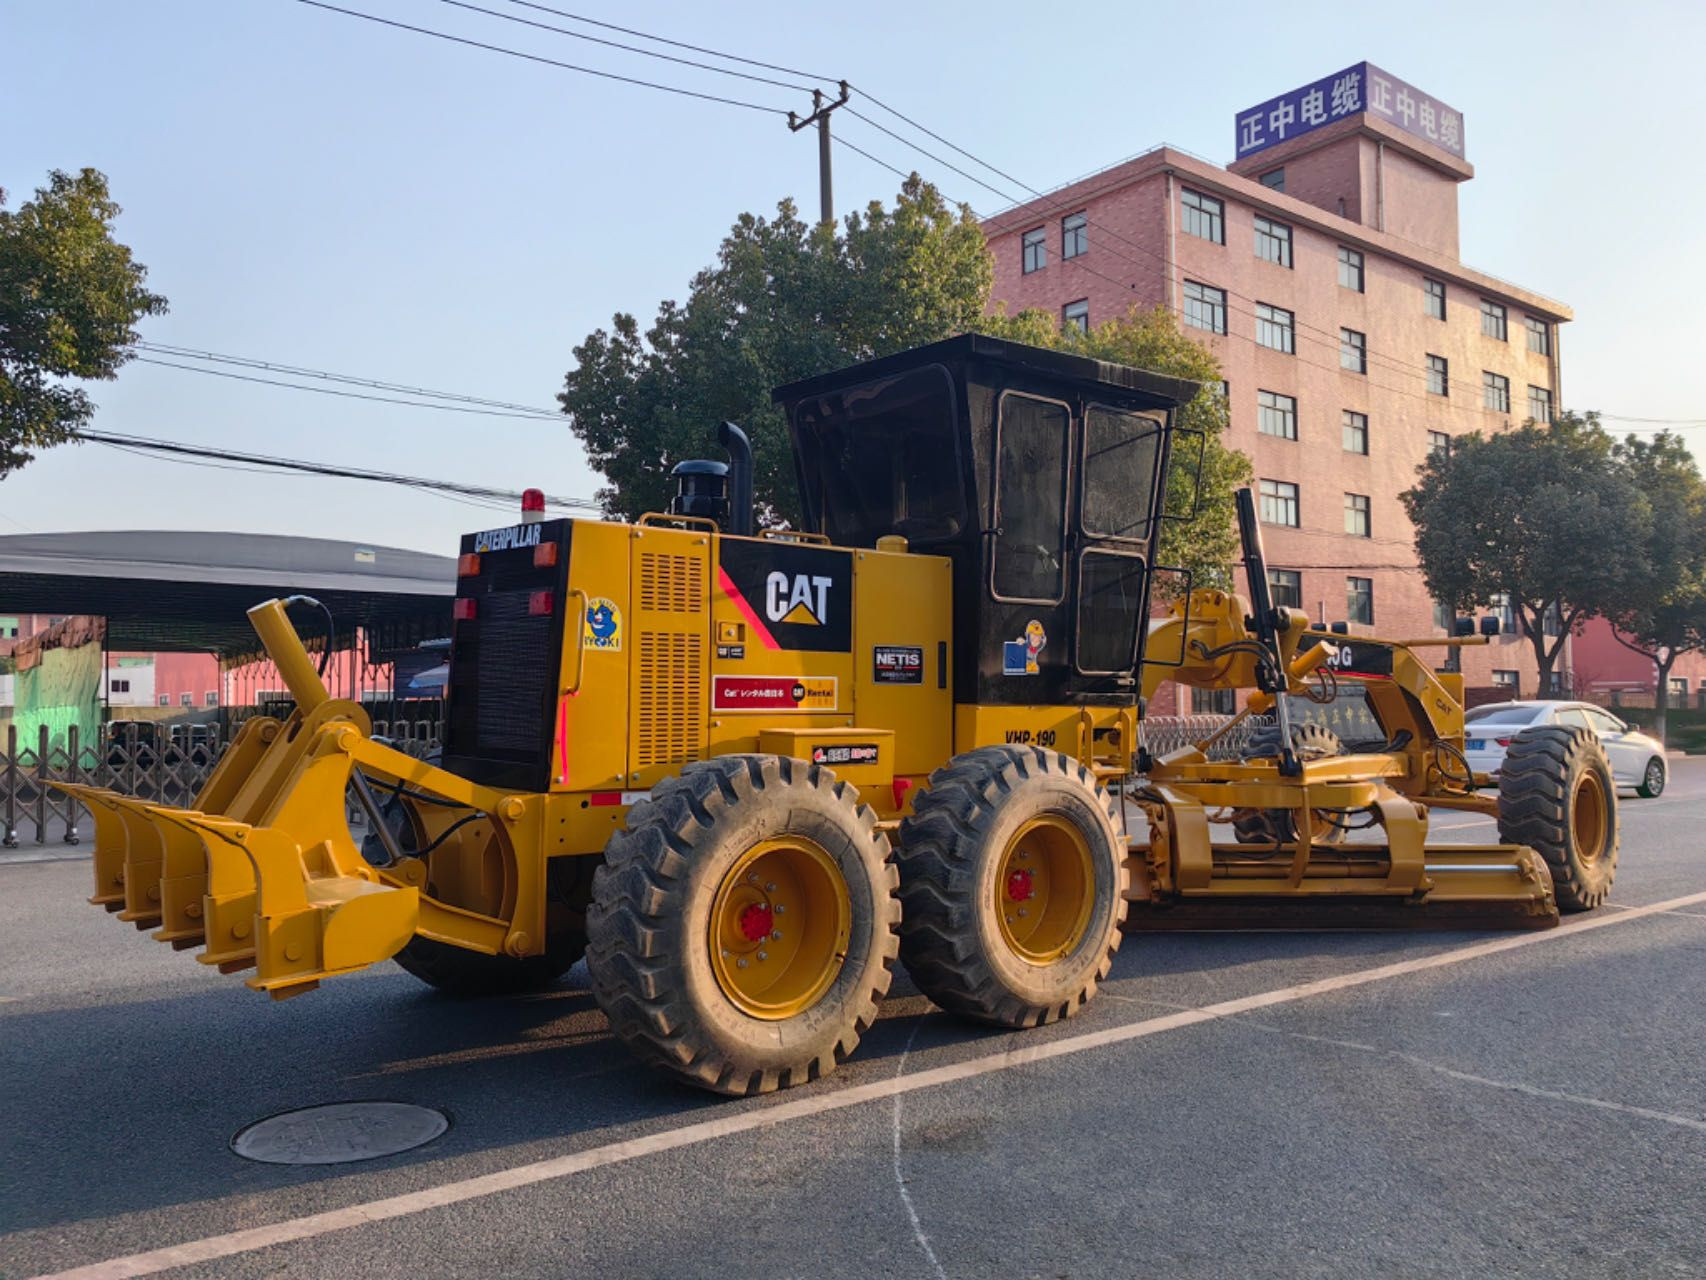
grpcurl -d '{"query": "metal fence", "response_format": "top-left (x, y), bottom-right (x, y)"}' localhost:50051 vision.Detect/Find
top-left (2, 714), bottom-right (1260, 849)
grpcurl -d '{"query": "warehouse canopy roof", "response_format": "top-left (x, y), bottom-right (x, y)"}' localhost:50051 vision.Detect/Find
top-left (0, 530), bottom-right (455, 658)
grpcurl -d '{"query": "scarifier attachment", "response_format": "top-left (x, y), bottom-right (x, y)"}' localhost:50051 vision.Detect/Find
top-left (50, 599), bottom-right (423, 998)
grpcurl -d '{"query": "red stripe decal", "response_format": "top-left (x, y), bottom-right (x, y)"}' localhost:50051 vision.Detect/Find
top-left (717, 565), bottom-right (780, 650)
top-left (556, 695), bottom-right (571, 787)
top-left (589, 791), bottom-right (623, 807)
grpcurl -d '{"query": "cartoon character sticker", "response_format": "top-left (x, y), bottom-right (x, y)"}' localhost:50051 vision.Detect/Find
top-left (583, 598), bottom-right (622, 652)
top-left (1002, 620), bottom-right (1047, 676)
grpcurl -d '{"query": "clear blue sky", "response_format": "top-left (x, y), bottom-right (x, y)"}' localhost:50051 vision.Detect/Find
top-left (2, 0), bottom-right (1700, 551)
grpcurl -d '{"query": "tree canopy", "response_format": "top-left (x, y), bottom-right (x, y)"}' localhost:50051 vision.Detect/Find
top-left (0, 168), bottom-right (167, 477)
top-left (559, 180), bottom-right (1246, 589)
top-left (559, 177), bottom-right (991, 526)
top-left (1605, 431), bottom-right (1706, 739)
top-left (1400, 412), bottom-right (1651, 690)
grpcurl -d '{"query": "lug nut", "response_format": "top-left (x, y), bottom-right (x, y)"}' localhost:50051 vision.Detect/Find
top-left (771, 930), bottom-right (782, 941)
top-left (1017, 908), bottom-right (1028, 917)
top-left (774, 904), bottom-right (786, 915)
top-left (737, 958), bottom-right (748, 969)
top-left (758, 951), bottom-right (769, 961)
top-left (765, 883), bottom-right (777, 893)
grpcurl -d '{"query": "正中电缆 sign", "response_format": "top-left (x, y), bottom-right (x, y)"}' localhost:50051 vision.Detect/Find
top-left (1234, 63), bottom-right (1464, 162)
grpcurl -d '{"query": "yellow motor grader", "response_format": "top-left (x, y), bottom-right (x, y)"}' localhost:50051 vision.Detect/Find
top-left (56, 335), bottom-right (1617, 1095)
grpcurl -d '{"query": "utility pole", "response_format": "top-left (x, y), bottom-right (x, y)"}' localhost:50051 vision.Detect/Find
top-left (788, 81), bottom-right (850, 228)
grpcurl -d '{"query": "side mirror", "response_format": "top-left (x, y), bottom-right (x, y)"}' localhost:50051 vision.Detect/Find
top-left (1453, 616), bottom-right (1474, 637)
top-left (1478, 616), bottom-right (1501, 637)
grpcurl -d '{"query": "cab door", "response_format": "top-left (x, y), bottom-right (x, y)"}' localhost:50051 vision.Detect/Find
top-left (1072, 404), bottom-right (1164, 678)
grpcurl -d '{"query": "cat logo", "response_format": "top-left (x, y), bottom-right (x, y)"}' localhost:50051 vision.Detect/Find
top-left (765, 571), bottom-right (832, 627)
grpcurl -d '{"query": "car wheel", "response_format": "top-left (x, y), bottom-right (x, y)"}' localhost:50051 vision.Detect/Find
top-left (1637, 756), bottom-right (1666, 799)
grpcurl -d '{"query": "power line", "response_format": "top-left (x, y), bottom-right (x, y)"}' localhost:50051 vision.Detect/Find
top-left (132, 341), bottom-right (561, 416)
top-left (489, 0), bottom-right (838, 83)
top-left (432, 0), bottom-right (815, 93)
top-left (132, 356), bottom-right (564, 420)
top-left (78, 429), bottom-right (604, 513)
top-left (290, 0), bottom-right (790, 115)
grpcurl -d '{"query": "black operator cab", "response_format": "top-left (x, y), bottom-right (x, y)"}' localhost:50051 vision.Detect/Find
top-left (774, 333), bottom-right (1200, 708)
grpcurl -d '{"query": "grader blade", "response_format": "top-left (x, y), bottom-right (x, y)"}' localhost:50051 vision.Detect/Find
top-left (48, 782), bottom-right (129, 911)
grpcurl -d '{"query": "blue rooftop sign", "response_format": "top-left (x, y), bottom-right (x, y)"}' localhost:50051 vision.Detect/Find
top-left (1234, 63), bottom-right (1465, 162)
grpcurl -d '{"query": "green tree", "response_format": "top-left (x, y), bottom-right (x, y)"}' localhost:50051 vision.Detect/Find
top-left (1606, 431), bottom-right (1706, 742)
top-left (1400, 412), bottom-right (1651, 695)
top-left (0, 168), bottom-right (167, 476)
top-left (974, 305), bottom-right (1249, 589)
top-left (559, 177), bottom-right (991, 524)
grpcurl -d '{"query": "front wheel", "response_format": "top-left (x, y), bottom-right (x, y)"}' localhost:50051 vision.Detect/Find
top-left (1498, 725), bottom-right (1618, 910)
top-left (587, 755), bottom-right (899, 1096)
top-left (896, 746), bottom-right (1126, 1029)
top-left (1637, 757), bottom-right (1666, 799)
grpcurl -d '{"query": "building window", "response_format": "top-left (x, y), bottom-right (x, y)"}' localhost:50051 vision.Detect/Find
top-left (109, 678), bottom-right (130, 694)
top-left (1342, 410), bottom-right (1368, 455)
top-left (1490, 592), bottom-right (1516, 634)
top-left (1022, 226), bottom-right (1046, 274)
top-left (179, 692), bottom-right (193, 707)
top-left (1338, 247), bottom-right (1364, 292)
top-left (1346, 576), bottom-right (1374, 625)
top-left (1259, 478), bottom-right (1299, 527)
top-left (1270, 569), bottom-right (1302, 609)
top-left (1526, 316), bottom-right (1551, 355)
top-left (1062, 299), bottom-right (1089, 333)
top-left (1258, 390), bottom-right (1297, 440)
top-left (1344, 492), bottom-right (1371, 538)
top-left (1256, 302), bottom-right (1294, 353)
top-left (1192, 686), bottom-right (1236, 714)
top-left (1253, 216), bottom-right (1292, 267)
top-left (1433, 600), bottom-right (1454, 631)
top-left (1061, 212), bottom-right (1087, 260)
top-left (1424, 277), bottom-right (1445, 320)
top-left (1483, 371), bottom-right (1511, 413)
top-left (1542, 602), bottom-right (1563, 637)
top-left (1492, 669), bottom-right (1519, 690)
top-left (1528, 385), bottom-right (1554, 423)
top-left (1339, 327), bottom-right (1367, 373)
top-left (1670, 677), bottom-right (1689, 700)
top-left (1181, 188), bottom-right (1224, 244)
top-left (157, 694), bottom-right (170, 707)
top-left (1481, 299), bottom-right (1508, 341)
top-left (1182, 280), bottom-right (1227, 334)
top-left (1428, 430), bottom-right (1451, 455)
top-left (1427, 354), bottom-right (1449, 396)
top-left (205, 691), bottom-right (220, 707)
top-left (1259, 168), bottom-right (1285, 192)
top-left (1216, 380), bottom-right (1230, 400)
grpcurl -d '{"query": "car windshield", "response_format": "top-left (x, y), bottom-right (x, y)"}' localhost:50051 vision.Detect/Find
top-left (1465, 706), bottom-right (1543, 727)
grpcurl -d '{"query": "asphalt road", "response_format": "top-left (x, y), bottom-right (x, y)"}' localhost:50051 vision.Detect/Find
top-left (3, 764), bottom-right (1704, 1279)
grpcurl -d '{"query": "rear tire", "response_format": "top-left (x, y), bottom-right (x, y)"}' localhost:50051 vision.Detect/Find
top-left (895, 746), bottom-right (1125, 1029)
top-left (1637, 756), bottom-right (1666, 799)
top-left (1233, 722), bottom-right (1348, 847)
top-left (587, 755), bottom-right (899, 1096)
top-left (1498, 725), bottom-right (1618, 911)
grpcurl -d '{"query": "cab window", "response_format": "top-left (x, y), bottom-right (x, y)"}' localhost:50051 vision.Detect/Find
top-left (1076, 551), bottom-right (1145, 673)
top-left (1081, 406), bottom-right (1162, 542)
top-left (792, 366), bottom-right (964, 548)
top-left (992, 393), bottom-right (1070, 602)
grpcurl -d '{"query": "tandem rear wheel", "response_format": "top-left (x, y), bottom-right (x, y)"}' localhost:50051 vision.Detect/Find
top-left (895, 746), bottom-right (1127, 1028)
top-left (586, 755), bottom-right (900, 1096)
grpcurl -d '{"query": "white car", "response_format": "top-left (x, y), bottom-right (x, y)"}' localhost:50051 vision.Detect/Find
top-left (1463, 701), bottom-right (1668, 797)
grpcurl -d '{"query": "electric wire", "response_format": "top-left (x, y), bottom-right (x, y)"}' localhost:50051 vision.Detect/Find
top-left (432, 0), bottom-right (815, 92)
top-left (132, 356), bottom-right (565, 421)
top-left (290, 0), bottom-right (791, 115)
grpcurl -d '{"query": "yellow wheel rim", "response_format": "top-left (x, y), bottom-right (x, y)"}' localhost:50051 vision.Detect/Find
top-left (709, 836), bottom-right (851, 1020)
top-left (1571, 770), bottom-right (1608, 865)
top-left (994, 815), bottom-right (1095, 965)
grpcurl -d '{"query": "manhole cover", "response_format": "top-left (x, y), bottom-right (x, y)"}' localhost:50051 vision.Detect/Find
top-left (232, 1101), bottom-right (448, 1165)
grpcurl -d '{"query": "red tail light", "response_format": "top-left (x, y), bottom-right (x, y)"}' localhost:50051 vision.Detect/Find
top-left (457, 553), bottom-right (481, 577)
top-left (453, 598), bottom-right (477, 621)
top-left (1495, 737), bottom-right (1513, 747)
top-left (532, 542), bottom-right (558, 569)
top-left (528, 590), bottom-right (554, 616)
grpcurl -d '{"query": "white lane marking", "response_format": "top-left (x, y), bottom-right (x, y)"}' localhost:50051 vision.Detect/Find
top-left (1237, 1020), bottom-right (1706, 1135)
top-left (1604, 902), bottom-right (1706, 922)
top-left (890, 1015), bottom-right (947, 1280)
top-left (36, 888), bottom-right (1706, 1280)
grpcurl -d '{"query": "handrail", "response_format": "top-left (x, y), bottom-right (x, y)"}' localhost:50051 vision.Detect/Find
top-left (563, 587), bottom-right (589, 696)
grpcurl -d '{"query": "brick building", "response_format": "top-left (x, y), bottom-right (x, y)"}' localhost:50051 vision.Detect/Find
top-left (981, 64), bottom-right (1572, 709)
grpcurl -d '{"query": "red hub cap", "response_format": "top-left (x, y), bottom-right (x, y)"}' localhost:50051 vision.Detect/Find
top-left (739, 902), bottom-right (774, 942)
top-left (1006, 868), bottom-right (1035, 902)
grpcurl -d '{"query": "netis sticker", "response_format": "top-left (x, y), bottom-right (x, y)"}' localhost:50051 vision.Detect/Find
top-left (873, 645), bottom-right (924, 685)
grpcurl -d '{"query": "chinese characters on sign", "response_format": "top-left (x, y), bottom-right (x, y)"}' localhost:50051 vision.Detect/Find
top-left (1233, 63), bottom-right (1465, 161)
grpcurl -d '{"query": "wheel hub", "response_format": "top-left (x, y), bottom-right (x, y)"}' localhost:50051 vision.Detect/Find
top-left (1006, 868), bottom-right (1035, 902)
top-left (994, 815), bottom-right (1095, 966)
top-left (710, 837), bottom-right (851, 1021)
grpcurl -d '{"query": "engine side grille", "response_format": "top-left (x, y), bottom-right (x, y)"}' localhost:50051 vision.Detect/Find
top-left (635, 631), bottom-right (703, 767)
top-left (638, 552), bottom-right (704, 614)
